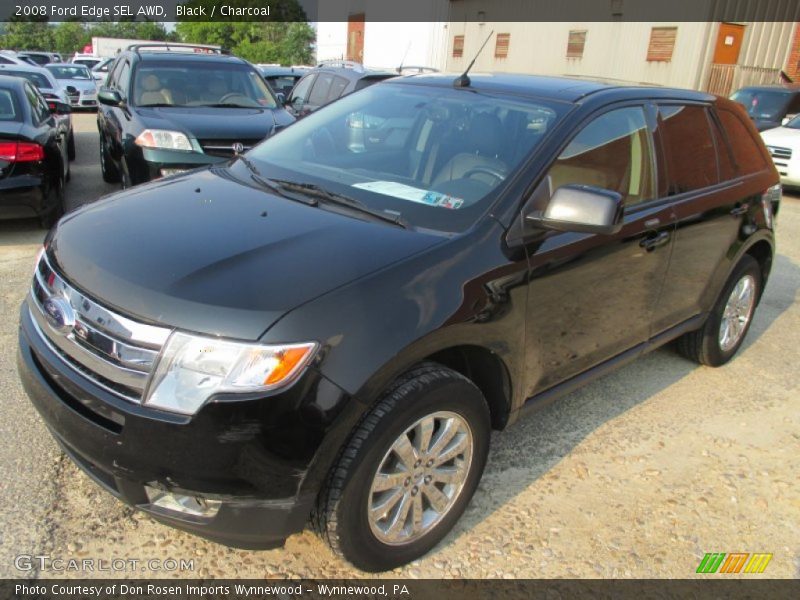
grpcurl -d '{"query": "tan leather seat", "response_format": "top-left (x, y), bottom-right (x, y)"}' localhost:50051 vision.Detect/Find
top-left (137, 74), bottom-right (172, 106)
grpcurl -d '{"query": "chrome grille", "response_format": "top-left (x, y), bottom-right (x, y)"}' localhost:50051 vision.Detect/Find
top-left (198, 139), bottom-right (262, 158)
top-left (28, 254), bottom-right (171, 403)
top-left (767, 145), bottom-right (792, 161)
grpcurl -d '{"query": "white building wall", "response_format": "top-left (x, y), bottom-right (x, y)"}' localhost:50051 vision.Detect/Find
top-left (444, 22), bottom-right (714, 90)
top-left (315, 22), bottom-right (349, 62)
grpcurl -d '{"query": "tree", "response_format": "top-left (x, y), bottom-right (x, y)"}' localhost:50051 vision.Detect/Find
top-left (53, 22), bottom-right (91, 56)
top-left (1, 18), bottom-right (54, 51)
top-left (176, 21), bottom-right (315, 65)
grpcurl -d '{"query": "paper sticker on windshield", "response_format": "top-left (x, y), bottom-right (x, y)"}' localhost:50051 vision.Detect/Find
top-left (353, 181), bottom-right (464, 210)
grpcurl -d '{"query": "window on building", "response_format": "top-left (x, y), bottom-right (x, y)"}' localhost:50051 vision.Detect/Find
top-left (453, 35), bottom-right (465, 58)
top-left (647, 27), bottom-right (678, 62)
top-left (567, 30), bottom-right (587, 59)
top-left (495, 33), bottom-right (511, 59)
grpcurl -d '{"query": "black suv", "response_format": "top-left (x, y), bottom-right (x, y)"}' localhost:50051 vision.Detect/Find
top-left (285, 60), bottom-right (395, 118)
top-left (96, 45), bottom-right (294, 187)
top-left (19, 74), bottom-right (779, 572)
top-left (731, 84), bottom-right (800, 131)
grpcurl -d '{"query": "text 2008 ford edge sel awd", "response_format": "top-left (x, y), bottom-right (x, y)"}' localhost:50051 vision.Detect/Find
top-left (18, 73), bottom-right (779, 571)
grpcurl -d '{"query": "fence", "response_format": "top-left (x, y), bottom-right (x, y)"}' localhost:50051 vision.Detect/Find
top-left (705, 63), bottom-right (784, 96)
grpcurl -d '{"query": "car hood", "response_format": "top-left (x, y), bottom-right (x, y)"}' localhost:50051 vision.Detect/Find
top-left (136, 106), bottom-right (294, 141)
top-left (60, 79), bottom-right (96, 92)
top-left (760, 126), bottom-right (800, 147)
top-left (752, 118), bottom-right (782, 132)
top-left (47, 165), bottom-right (444, 340)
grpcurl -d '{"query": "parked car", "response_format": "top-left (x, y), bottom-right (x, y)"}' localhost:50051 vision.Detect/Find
top-left (760, 113), bottom-right (800, 189)
top-left (90, 57), bottom-right (115, 83)
top-left (0, 64), bottom-right (74, 160)
top-left (730, 84), bottom-right (800, 131)
top-left (18, 73), bottom-right (779, 572)
top-left (71, 54), bottom-right (103, 70)
top-left (0, 75), bottom-right (71, 226)
top-left (285, 60), bottom-right (395, 118)
top-left (45, 63), bottom-right (98, 110)
top-left (257, 64), bottom-right (310, 100)
top-left (17, 51), bottom-right (61, 66)
top-left (97, 45), bottom-right (294, 188)
top-left (0, 51), bottom-right (39, 67)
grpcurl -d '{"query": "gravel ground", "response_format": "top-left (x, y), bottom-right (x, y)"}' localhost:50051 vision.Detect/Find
top-left (0, 113), bottom-right (798, 579)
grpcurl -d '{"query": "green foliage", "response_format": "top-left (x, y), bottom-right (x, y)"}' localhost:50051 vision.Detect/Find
top-left (1, 19), bottom-right (175, 55)
top-left (176, 22), bottom-right (315, 65)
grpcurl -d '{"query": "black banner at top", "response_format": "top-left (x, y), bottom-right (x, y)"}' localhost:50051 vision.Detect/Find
top-left (2, 0), bottom-right (800, 23)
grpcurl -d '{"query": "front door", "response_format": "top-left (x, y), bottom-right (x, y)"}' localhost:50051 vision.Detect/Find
top-left (713, 23), bottom-right (745, 65)
top-left (521, 105), bottom-right (675, 397)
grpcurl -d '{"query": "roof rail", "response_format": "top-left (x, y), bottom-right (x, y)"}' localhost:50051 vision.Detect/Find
top-left (127, 43), bottom-right (229, 55)
top-left (316, 59), bottom-right (365, 73)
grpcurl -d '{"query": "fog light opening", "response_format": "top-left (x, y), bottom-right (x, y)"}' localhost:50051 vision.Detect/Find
top-left (145, 486), bottom-right (221, 518)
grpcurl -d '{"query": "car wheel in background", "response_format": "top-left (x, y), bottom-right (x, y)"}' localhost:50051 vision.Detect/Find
top-left (676, 255), bottom-right (761, 366)
top-left (40, 173), bottom-right (65, 229)
top-left (313, 362), bottom-right (491, 571)
top-left (67, 129), bottom-right (75, 161)
top-left (99, 135), bottom-right (120, 183)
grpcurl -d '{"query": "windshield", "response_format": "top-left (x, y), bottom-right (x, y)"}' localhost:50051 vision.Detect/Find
top-left (74, 58), bottom-right (100, 68)
top-left (731, 89), bottom-right (792, 120)
top-left (247, 83), bottom-right (568, 232)
top-left (0, 70), bottom-right (51, 89)
top-left (46, 65), bottom-right (92, 80)
top-left (132, 61), bottom-right (276, 108)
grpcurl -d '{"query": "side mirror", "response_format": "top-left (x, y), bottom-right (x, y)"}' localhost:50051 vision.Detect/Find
top-left (526, 184), bottom-right (624, 235)
top-left (781, 114), bottom-right (796, 126)
top-left (275, 92), bottom-right (285, 105)
top-left (48, 101), bottom-right (71, 115)
top-left (98, 88), bottom-right (123, 107)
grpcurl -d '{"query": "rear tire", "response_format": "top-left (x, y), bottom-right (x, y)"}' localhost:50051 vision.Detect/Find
top-left (676, 255), bottom-right (761, 366)
top-left (100, 135), bottom-right (120, 183)
top-left (40, 174), bottom-right (65, 229)
top-left (67, 129), bottom-right (75, 161)
top-left (313, 362), bottom-right (491, 572)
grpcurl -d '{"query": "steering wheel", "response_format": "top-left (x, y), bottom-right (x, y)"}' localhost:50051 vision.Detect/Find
top-left (462, 166), bottom-right (506, 184)
top-left (218, 93), bottom-right (253, 105)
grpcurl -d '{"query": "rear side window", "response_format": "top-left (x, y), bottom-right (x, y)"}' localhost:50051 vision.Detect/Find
top-left (658, 105), bottom-right (717, 194)
top-left (709, 116), bottom-right (736, 181)
top-left (547, 106), bottom-right (655, 207)
top-left (327, 75), bottom-right (349, 102)
top-left (716, 108), bottom-right (769, 175)
top-left (0, 89), bottom-right (19, 121)
top-left (308, 73), bottom-right (334, 107)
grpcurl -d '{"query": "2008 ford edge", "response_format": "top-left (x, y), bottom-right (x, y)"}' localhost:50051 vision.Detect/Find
top-left (18, 73), bottom-right (779, 571)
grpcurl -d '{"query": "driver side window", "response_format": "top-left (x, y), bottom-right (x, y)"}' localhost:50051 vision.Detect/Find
top-left (547, 106), bottom-right (655, 207)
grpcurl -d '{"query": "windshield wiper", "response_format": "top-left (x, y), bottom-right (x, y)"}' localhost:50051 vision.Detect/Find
top-left (268, 179), bottom-right (408, 229)
top-left (236, 156), bottom-right (317, 206)
top-left (196, 103), bottom-right (258, 108)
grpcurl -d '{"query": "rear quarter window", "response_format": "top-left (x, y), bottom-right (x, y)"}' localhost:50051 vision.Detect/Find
top-left (0, 89), bottom-right (20, 121)
top-left (716, 107), bottom-right (769, 175)
top-left (659, 104), bottom-right (718, 194)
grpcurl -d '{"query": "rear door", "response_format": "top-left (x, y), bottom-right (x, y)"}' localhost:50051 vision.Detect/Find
top-left (650, 103), bottom-right (755, 333)
top-left (521, 103), bottom-right (676, 396)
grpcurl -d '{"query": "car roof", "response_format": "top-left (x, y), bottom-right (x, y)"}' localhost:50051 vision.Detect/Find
top-left (259, 66), bottom-right (308, 76)
top-left (132, 51), bottom-right (247, 66)
top-left (386, 72), bottom-right (714, 103)
top-left (0, 74), bottom-right (28, 90)
top-left (0, 63), bottom-right (49, 74)
top-left (735, 85), bottom-right (800, 93)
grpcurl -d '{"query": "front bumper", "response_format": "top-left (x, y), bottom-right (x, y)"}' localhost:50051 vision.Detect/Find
top-left (130, 147), bottom-right (228, 185)
top-left (17, 301), bottom-right (349, 549)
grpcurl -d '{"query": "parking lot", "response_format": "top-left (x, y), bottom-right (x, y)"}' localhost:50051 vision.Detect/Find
top-left (0, 111), bottom-right (798, 579)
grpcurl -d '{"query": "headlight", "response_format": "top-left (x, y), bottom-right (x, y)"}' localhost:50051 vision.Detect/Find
top-left (144, 332), bottom-right (317, 415)
top-left (135, 129), bottom-right (193, 152)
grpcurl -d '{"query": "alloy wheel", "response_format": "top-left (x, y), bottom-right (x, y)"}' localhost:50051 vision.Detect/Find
top-left (719, 274), bottom-right (756, 352)
top-left (367, 411), bottom-right (473, 546)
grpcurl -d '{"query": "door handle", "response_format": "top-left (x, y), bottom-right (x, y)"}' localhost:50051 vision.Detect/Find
top-left (730, 204), bottom-right (749, 216)
top-left (639, 230), bottom-right (670, 252)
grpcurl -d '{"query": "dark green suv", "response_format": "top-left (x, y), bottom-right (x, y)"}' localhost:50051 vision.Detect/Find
top-left (97, 44), bottom-right (295, 188)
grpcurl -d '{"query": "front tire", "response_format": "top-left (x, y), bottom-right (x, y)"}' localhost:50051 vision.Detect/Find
top-left (314, 363), bottom-right (491, 571)
top-left (676, 255), bottom-right (761, 366)
top-left (99, 135), bottom-right (120, 183)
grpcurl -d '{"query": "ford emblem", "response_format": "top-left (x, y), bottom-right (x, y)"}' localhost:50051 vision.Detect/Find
top-left (42, 297), bottom-right (76, 335)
